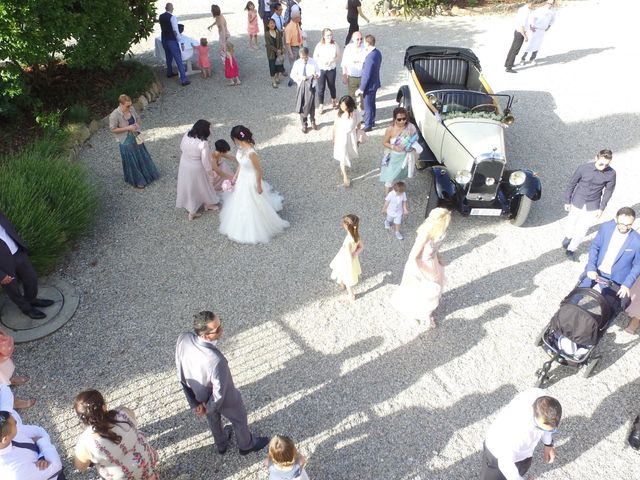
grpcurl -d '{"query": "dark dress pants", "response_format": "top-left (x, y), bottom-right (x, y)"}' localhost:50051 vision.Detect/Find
top-left (345, 17), bottom-right (359, 45)
top-left (1, 249), bottom-right (38, 313)
top-left (480, 443), bottom-right (532, 480)
top-left (363, 88), bottom-right (378, 129)
top-left (162, 39), bottom-right (188, 83)
top-left (504, 30), bottom-right (525, 68)
top-left (317, 68), bottom-right (337, 105)
top-left (206, 396), bottom-right (254, 451)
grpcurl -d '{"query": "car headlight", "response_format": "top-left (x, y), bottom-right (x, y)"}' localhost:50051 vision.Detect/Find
top-left (509, 171), bottom-right (526, 186)
top-left (455, 170), bottom-right (472, 185)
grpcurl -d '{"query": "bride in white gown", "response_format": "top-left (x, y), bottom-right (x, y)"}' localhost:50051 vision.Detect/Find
top-left (219, 125), bottom-right (289, 244)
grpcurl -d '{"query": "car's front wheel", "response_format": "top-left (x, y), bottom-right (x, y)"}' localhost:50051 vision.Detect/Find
top-left (425, 168), bottom-right (439, 218)
top-left (510, 195), bottom-right (532, 227)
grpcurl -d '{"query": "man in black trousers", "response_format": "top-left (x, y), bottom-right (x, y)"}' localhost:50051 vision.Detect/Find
top-left (504, 1), bottom-right (543, 73)
top-left (0, 211), bottom-right (54, 319)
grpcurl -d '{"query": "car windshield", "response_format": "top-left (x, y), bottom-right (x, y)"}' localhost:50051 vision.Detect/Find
top-left (430, 90), bottom-right (512, 120)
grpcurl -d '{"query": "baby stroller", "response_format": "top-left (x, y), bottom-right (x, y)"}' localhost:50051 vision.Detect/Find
top-left (533, 276), bottom-right (627, 387)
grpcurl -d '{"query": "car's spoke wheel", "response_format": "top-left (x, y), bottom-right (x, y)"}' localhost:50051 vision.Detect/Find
top-left (510, 195), bottom-right (532, 227)
top-left (425, 168), bottom-right (439, 218)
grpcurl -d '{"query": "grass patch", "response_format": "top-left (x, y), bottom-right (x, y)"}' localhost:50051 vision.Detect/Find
top-left (0, 132), bottom-right (100, 273)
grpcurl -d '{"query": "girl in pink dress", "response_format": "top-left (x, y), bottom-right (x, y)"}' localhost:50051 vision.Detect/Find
top-left (225, 42), bottom-right (241, 86)
top-left (0, 329), bottom-right (35, 409)
top-left (195, 38), bottom-right (212, 78)
top-left (392, 208), bottom-right (452, 329)
top-left (245, 2), bottom-right (260, 49)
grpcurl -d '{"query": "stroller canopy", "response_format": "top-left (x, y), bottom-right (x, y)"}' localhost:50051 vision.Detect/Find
top-left (550, 288), bottom-right (613, 345)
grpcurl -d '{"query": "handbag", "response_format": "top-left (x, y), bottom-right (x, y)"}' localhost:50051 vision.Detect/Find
top-left (356, 128), bottom-right (367, 145)
top-left (135, 132), bottom-right (145, 145)
top-left (275, 53), bottom-right (284, 65)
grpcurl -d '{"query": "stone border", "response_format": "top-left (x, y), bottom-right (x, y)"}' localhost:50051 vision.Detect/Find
top-left (63, 79), bottom-right (164, 162)
top-left (0, 278), bottom-right (79, 343)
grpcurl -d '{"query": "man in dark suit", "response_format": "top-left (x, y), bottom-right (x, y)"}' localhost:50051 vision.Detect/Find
top-left (356, 34), bottom-right (382, 131)
top-left (0, 212), bottom-right (54, 319)
top-left (158, 3), bottom-right (190, 86)
top-left (580, 207), bottom-right (640, 299)
top-left (175, 311), bottom-right (269, 455)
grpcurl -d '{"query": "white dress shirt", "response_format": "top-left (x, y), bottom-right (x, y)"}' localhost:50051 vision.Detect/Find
top-left (271, 12), bottom-right (285, 31)
top-left (314, 42), bottom-right (339, 70)
top-left (170, 14), bottom-right (182, 42)
top-left (291, 58), bottom-right (320, 86)
top-left (0, 225), bottom-right (18, 255)
top-left (514, 5), bottom-right (531, 31)
top-left (0, 423), bottom-right (62, 480)
top-left (485, 388), bottom-right (554, 480)
top-left (598, 228), bottom-right (628, 275)
top-left (341, 43), bottom-right (366, 77)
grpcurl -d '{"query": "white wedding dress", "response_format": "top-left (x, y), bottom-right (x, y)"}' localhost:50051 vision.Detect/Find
top-left (219, 146), bottom-right (289, 244)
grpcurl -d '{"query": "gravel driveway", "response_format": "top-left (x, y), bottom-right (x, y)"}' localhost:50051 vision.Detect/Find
top-left (12, 1), bottom-right (640, 478)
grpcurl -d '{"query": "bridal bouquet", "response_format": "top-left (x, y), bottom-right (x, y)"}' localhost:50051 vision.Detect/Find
top-left (221, 179), bottom-right (234, 192)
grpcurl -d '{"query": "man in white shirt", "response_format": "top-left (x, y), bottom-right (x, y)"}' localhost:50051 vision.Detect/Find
top-left (291, 47), bottom-right (320, 133)
top-left (504, 0), bottom-right (544, 73)
top-left (481, 388), bottom-right (561, 480)
top-left (271, 3), bottom-right (286, 32)
top-left (341, 31), bottom-right (366, 102)
top-left (158, 3), bottom-right (190, 86)
top-left (0, 410), bottom-right (65, 480)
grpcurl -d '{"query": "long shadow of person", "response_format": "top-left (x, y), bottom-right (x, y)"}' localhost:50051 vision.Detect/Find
top-left (157, 304), bottom-right (509, 478)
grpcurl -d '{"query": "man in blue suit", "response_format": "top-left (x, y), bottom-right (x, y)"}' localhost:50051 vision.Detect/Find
top-left (580, 206), bottom-right (640, 299)
top-left (355, 35), bottom-right (382, 131)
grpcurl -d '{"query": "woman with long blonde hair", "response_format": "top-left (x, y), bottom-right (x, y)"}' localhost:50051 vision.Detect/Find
top-left (392, 208), bottom-right (451, 328)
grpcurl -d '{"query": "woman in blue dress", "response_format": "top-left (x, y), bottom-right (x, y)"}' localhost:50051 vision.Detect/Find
top-left (108, 94), bottom-right (160, 189)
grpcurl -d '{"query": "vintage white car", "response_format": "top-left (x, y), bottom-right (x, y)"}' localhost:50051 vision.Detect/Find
top-left (397, 46), bottom-right (541, 226)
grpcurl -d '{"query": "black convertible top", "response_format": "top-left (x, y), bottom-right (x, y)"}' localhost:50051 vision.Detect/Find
top-left (404, 46), bottom-right (481, 71)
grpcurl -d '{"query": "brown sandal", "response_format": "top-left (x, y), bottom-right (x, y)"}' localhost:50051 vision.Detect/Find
top-left (11, 375), bottom-right (30, 386)
top-left (625, 317), bottom-right (640, 334)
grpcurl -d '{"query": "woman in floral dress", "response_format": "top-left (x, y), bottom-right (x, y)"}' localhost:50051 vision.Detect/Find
top-left (74, 390), bottom-right (159, 480)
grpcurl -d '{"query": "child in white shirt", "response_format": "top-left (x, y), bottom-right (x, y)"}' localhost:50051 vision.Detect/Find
top-left (382, 181), bottom-right (409, 240)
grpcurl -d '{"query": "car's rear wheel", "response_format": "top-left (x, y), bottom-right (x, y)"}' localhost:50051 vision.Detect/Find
top-left (510, 195), bottom-right (532, 227)
top-left (425, 168), bottom-right (439, 218)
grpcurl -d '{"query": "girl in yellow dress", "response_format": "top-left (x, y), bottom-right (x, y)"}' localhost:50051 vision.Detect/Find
top-left (330, 214), bottom-right (363, 301)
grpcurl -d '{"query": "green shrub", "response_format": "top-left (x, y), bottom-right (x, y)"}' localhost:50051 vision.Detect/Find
top-left (0, 133), bottom-right (99, 273)
top-left (102, 61), bottom-right (155, 105)
top-left (65, 104), bottom-right (90, 124)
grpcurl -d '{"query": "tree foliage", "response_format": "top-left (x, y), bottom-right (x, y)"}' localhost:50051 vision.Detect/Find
top-left (0, 0), bottom-right (156, 99)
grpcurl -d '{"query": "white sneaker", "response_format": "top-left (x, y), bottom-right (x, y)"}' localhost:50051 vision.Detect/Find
top-left (519, 58), bottom-right (526, 65)
top-left (384, 220), bottom-right (392, 230)
top-left (530, 60), bottom-right (537, 66)
top-left (395, 231), bottom-right (404, 240)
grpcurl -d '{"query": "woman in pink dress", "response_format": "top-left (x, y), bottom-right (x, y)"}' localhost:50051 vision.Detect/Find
top-left (391, 208), bottom-right (452, 329)
top-left (209, 4), bottom-right (231, 65)
top-left (0, 329), bottom-right (35, 409)
top-left (176, 120), bottom-right (220, 221)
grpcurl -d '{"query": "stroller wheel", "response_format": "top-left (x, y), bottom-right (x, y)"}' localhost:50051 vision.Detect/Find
top-left (583, 357), bottom-right (600, 378)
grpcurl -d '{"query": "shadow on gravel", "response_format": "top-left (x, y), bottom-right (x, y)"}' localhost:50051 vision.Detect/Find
top-left (516, 47), bottom-right (615, 69)
top-left (500, 90), bottom-right (640, 228)
top-left (545, 373), bottom-right (640, 474)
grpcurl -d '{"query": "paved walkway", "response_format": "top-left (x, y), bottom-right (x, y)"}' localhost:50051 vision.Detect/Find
top-left (13, 1), bottom-right (640, 478)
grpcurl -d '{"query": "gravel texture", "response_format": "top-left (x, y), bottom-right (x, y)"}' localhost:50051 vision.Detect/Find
top-left (11, 1), bottom-right (640, 479)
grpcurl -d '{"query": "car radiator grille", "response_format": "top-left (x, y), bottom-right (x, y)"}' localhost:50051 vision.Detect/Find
top-left (466, 160), bottom-right (505, 201)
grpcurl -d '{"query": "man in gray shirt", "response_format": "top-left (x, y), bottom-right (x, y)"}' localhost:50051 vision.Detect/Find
top-left (175, 311), bottom-right (269, 455)
top-left (562, 149), bottom-right (616, 261)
